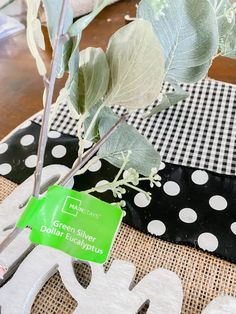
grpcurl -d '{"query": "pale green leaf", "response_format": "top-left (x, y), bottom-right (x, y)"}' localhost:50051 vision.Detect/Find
top-left (222, 24), bottom-right (236, 58)
top-left (42, 0), bottom-right (73, 47)
top-left (32, 18), bottom-right (45, 50)
top-left (68, 0), bottom-right (112, 37)
top-left (78, 48), bottom-right (110, 114)
top-left (65, 1), bottom-right (112, 116)
top-left (42, 0), bottom-right (74, 78)
top-left (148, 86), bottom-right (189, 116)
top-left (97, 108), bottom-right (161, 176)
top-left (105, 19), bottom-right (165, 111)
top-left (84, 101), bottom-right (104, 142)
top-left (64, 38), bottom-right (80, 117)
top-left (146, 0), bottom-right (169, 17)
top-left (209, 0), bottom-right (236, 58)
top-left (138, 0), bottom-right (219, 83)
top-left (26, 0), bottom-right (46, 76)
top-left (169, 60), bottom-right (212, 83)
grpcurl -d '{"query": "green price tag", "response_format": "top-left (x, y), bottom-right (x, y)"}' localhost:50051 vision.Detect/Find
top-left (17, 185), bottom-right (123, 264)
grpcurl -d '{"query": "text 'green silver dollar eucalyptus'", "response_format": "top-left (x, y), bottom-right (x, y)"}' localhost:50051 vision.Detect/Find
top-left (78, 48), bottom-right (110, 114)
top-left (105, 19), bottom-right (165, 111)
top-left (138, 0), bottom-right (219, 83)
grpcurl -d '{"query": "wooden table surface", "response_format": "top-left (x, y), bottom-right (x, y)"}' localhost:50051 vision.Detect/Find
top-left (0, 0), bottom-right (236, 140)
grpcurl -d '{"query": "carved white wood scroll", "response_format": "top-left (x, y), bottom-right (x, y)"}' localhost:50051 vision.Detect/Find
top-left (1, 242), bottom-right (236, 314)
top-left (0, 245), bottom-right (183, 314)
top-left (0, 164), bottom-right (74, 283)
top-left (202, 296), bottom-right (236, 314)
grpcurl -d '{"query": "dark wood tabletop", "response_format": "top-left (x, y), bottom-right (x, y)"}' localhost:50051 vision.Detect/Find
top-left (0, 0), bottom-right (235, 140)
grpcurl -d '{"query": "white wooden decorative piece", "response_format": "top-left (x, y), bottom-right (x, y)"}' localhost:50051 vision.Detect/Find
top-left (202, 296), bottom-right (236, 314)
top-left (0, 164), bottom-right (73, 282)
top-left (1, 243), bottom-right (236, 314)
top-left (0, 245), bottom-right (183, 313)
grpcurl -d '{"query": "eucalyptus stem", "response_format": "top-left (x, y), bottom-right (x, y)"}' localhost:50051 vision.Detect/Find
top-left (58, 115), bottom-right (126, 187)
top-left (0, 115), bottom-right (126, 254)
top-left (32, 0), bottom-right (69, 198)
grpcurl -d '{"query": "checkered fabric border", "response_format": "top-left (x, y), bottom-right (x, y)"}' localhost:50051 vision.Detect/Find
top-left (33, 78), bottom-right (236, 176)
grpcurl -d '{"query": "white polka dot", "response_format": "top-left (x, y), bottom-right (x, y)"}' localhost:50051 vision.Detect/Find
top-left (198, 232), bottom-right (218, 252)
top-left (25, 155), bottom-right (37, 168)
top-left (230, 222), bottom-right (236, 235)
top-left (179, 208), bottom-right (197, 223)
top-left (191, 170), bottom-right (209, 185)
top-left (134, 192), bottom-right (151, 207)
top-left (20, 134), bottom-right (34, 146)
top-left (147, 220), bottom-right (166, 236)
top-left (163, 181), bottom-right (180, 196)
top-left (95, 180), bottom-right (109, 192)
top-left (83, 140), bottom-right (93, 149)
top-left (48, 131), bottom-right (61, 138)
top-left (0, 143), bottom-right (8, 154)
top-left (20, 120), bottom-right (31, 129)
top-left (89, 160), bottom-right (102, 172)
top-left (159, 162), bottom-right (166, 171)
top-left (52, 145), bottom-right (67, 158)
top-left (209, 195), bottom-right (227, 211)
top-left (0, 163), bottom-right (12, 175)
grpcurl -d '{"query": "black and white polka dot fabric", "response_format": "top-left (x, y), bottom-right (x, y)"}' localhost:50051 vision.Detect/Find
top-left (0, 121), bottom-right (236, 262)
top-left (0, 122), bottom-right (78, 183)
top-left (34, 78), bottom-right (236, 176)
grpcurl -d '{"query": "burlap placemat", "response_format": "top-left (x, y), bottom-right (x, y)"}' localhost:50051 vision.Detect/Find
top-left (1, 176), bottom-right (236, 313)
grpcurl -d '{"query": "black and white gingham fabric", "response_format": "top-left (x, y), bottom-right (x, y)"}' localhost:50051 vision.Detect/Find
top-left (33, 78), bottom-right (236, 176)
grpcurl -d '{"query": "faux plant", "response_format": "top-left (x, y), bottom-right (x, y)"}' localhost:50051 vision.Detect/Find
top-left (31, 0), bottom-right (236, 201)
top-left (0, 0), bottom-right (236, 248)
top-left (26, 0), bottom-right (165, 206)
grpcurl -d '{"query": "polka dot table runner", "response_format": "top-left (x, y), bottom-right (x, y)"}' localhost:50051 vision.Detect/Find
top-left (1, 122), bottom-right (236, 263)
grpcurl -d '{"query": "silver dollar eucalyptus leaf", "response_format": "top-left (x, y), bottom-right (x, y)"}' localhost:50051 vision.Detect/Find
top-left (97, 108), bottom-right (161, 176)
top-left (222, 24), bottom-right (236, 58)
top-left (149, 86), bottom-right (189, 116)
top-left (78, 47), bottom-right (110, 114)
top-left (105, 19), bottom-right (165, 112)
top-left (42, 0), bottom-right (74, 78)
top-left (138, 0), bottom-right (219, 83)
top-left (65, 0), bottom-right (113, 117)
top-left (26, 0), bottom-right (46, 76)
top-left (209, 0), bottom-right (236, 58)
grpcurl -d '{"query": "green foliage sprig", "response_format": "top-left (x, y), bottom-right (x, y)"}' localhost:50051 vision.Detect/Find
top-left (22, 0), bottom-right (236, 204)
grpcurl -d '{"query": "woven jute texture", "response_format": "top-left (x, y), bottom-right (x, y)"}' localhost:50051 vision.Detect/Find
top-left (1, 176), bottom-right (236, 313)
top-left (0, 176), bottom-right (17, 201)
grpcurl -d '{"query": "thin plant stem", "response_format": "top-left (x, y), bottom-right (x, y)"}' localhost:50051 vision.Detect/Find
top-left (58, 115), bottom-right (126, 187)
top-left (113, 151), bottom-right (130, 183)
top-left (124, 182), bottom-right (150, 197)
top-left (32, 0), bottom-right (69, 198)
top-left (0, 115), bottom-right (126, 254)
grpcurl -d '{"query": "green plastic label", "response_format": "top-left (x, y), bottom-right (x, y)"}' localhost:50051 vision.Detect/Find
top-left (17, 185), bottom-right (123, 264)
